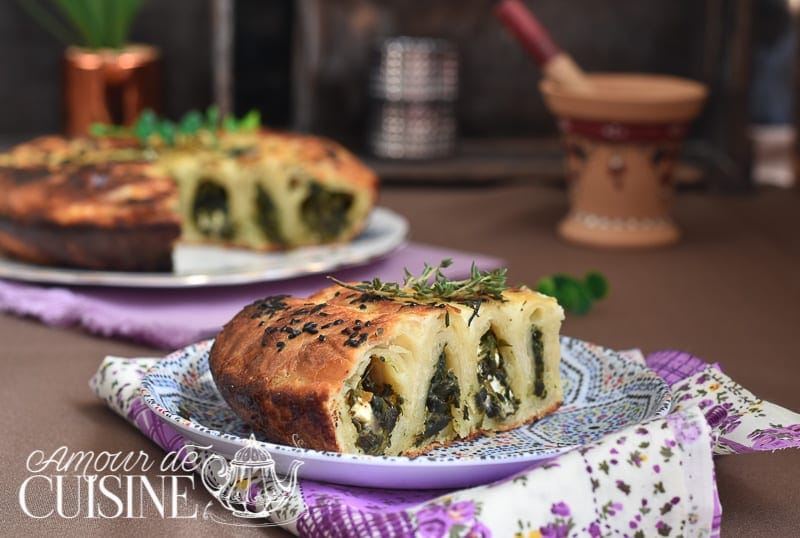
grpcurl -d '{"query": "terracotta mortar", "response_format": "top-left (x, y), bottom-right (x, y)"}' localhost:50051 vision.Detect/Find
top-left (541, 74), bottom-right (707, 248)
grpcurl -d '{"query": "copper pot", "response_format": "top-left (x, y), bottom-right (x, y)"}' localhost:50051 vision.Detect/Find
top-left (64, 44), bottom-right (161, 137)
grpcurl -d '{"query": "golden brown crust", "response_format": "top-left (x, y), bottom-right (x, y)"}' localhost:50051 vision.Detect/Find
top-left (0, 158), bottom-right (180, 271)
top-left (209, 296), bottom-right (370, 452)
top-left (0, 162), bottom-right (178, 227)
top-left (0, 218), bottom-right (178, 271)
top-left (209, 292), bottom-right (444, 453)
top-left (0, 130), bottom-right (377, 271)
top-left (0, 136), bottom-right (178, 271)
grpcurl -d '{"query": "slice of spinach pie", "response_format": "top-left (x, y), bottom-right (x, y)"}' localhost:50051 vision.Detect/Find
top-left (209, 261), bottom-right (564, 456)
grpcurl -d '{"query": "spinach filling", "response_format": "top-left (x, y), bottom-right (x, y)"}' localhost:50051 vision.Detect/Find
top-left (192, 180), bottom-right (235, 239)
top-left (531, 326), bottom-right (547, 398)
top-left (475, 330), bottom-right (519, 419)
top-left (255, 184), bottom-right (286, 245)
top-left (416, 349), bottom-right (460, 445)
top-left (226, 146), bottom-right (256, 158)
top-left (300, 181), bottom-right (354, 240)
top-left (348, 356), bottom-right (403, 455)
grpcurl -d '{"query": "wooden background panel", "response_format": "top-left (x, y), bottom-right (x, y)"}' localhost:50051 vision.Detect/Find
top-left (292, 0), bottom-right (705, 145)
top-left (0, 0), bottom-right (213, 136)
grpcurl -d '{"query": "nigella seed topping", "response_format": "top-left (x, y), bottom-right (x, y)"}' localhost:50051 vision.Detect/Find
top-left (276, 341), bottom-right (286, 351)
top-left (344, 333), bottom-right (368, 348)
top-left (333, 319), bottom-right (344, 326)
top-left (359, 304), bottom-right (367, 310)
top-left (281, 327), bottom-right (301, 339)
top-left (253, 295), bottom-right (290, 319)
top-left (318, 334), bottom-right (326, 342)
top-left (364, 320), bottom-right (372, 327)
top-left (310, 303), bottom-right (327, 314)
top-left (318, 311), bottom-right (330, 317)
top-left (302, 322), bottom-right (319, 334)
top-left (290, 317), bottom-right (301, 325)
top-left (320, 322), bottom-right (333, 330)
top-left (341, 327), bottom-right (352, 336)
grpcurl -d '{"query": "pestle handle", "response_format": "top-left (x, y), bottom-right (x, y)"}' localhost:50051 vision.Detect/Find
top-left (494, 0), bottom-right (593, 94)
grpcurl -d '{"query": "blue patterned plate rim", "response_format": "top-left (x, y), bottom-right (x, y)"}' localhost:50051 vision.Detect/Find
top-left (140, 336), bottom-right (672, 470)
top-left (140, 337), bottom-right (672, 467)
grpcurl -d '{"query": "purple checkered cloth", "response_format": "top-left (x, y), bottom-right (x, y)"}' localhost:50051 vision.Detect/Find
top-left (646, 350), bottom-right (722, 385)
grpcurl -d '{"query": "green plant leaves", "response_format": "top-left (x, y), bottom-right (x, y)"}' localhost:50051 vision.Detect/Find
top-left (113, 0), bottom-right (142, 49)
top-left (205, 105), bottom-right (220, 130)
top-left (237, 110), bottom-right (261, 131)
top-left (584, 271), bottom-right (608, 300)
top-left (15, 0), bottom-right (77, 45)
top-left (89, 107), bottom-right (263, 147)
top-left (19, 0), bottom-right (142, 49)
top-left (133, 108), bottom-right (158, 141)
top-left (536, 272), bottom-right (609, 315)
top-left (179, 110), bottom-right (203, 135)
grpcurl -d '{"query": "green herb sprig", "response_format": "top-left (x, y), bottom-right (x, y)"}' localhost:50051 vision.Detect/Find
top-left (328, 259), bottom-right (509, 304)
top-left (329, 261), bottom-right (608, 316)
top-left (89, 106), bottom-right (261, 147)
top-left (536, 271), bottom-right (608, 315)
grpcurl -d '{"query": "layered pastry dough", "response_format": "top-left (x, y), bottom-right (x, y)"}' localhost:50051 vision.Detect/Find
top-left (209, 284), bottom-right (564, 456)
top-left (0, 131), bottom-right (376, 271)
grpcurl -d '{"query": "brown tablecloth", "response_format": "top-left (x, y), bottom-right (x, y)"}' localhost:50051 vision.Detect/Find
top-left (2, 181), bottom-right (799, 536)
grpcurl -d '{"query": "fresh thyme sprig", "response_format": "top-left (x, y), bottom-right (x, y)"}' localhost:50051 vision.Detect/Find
top-left (327, 259), bottom-right (509, 304)
top-left (328, 261), bottom-right (609, 316)
top-left (405, 260), bottom-right (508, 302)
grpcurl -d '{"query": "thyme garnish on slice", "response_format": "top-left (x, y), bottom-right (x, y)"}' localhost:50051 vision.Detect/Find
top-left (327, 259), bottom-right (508, 304)
top-left (329, 260), bottom-right (610, 316)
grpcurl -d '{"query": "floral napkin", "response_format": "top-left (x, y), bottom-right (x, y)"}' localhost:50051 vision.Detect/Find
top-left (90, 347), bottom-right (800, 537)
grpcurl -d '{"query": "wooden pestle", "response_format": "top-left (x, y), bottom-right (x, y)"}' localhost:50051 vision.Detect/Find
top-left (494, 0), bottom-right (593, 94)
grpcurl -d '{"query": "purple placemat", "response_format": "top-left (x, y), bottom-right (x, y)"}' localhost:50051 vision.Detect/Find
top-left (0, 242), bottom-right (502, 350)
top-left (646, 349), bottom-right (722, 385)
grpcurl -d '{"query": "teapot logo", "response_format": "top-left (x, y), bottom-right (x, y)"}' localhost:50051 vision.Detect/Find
top-left (200, 435), bottom-right (305, 526)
